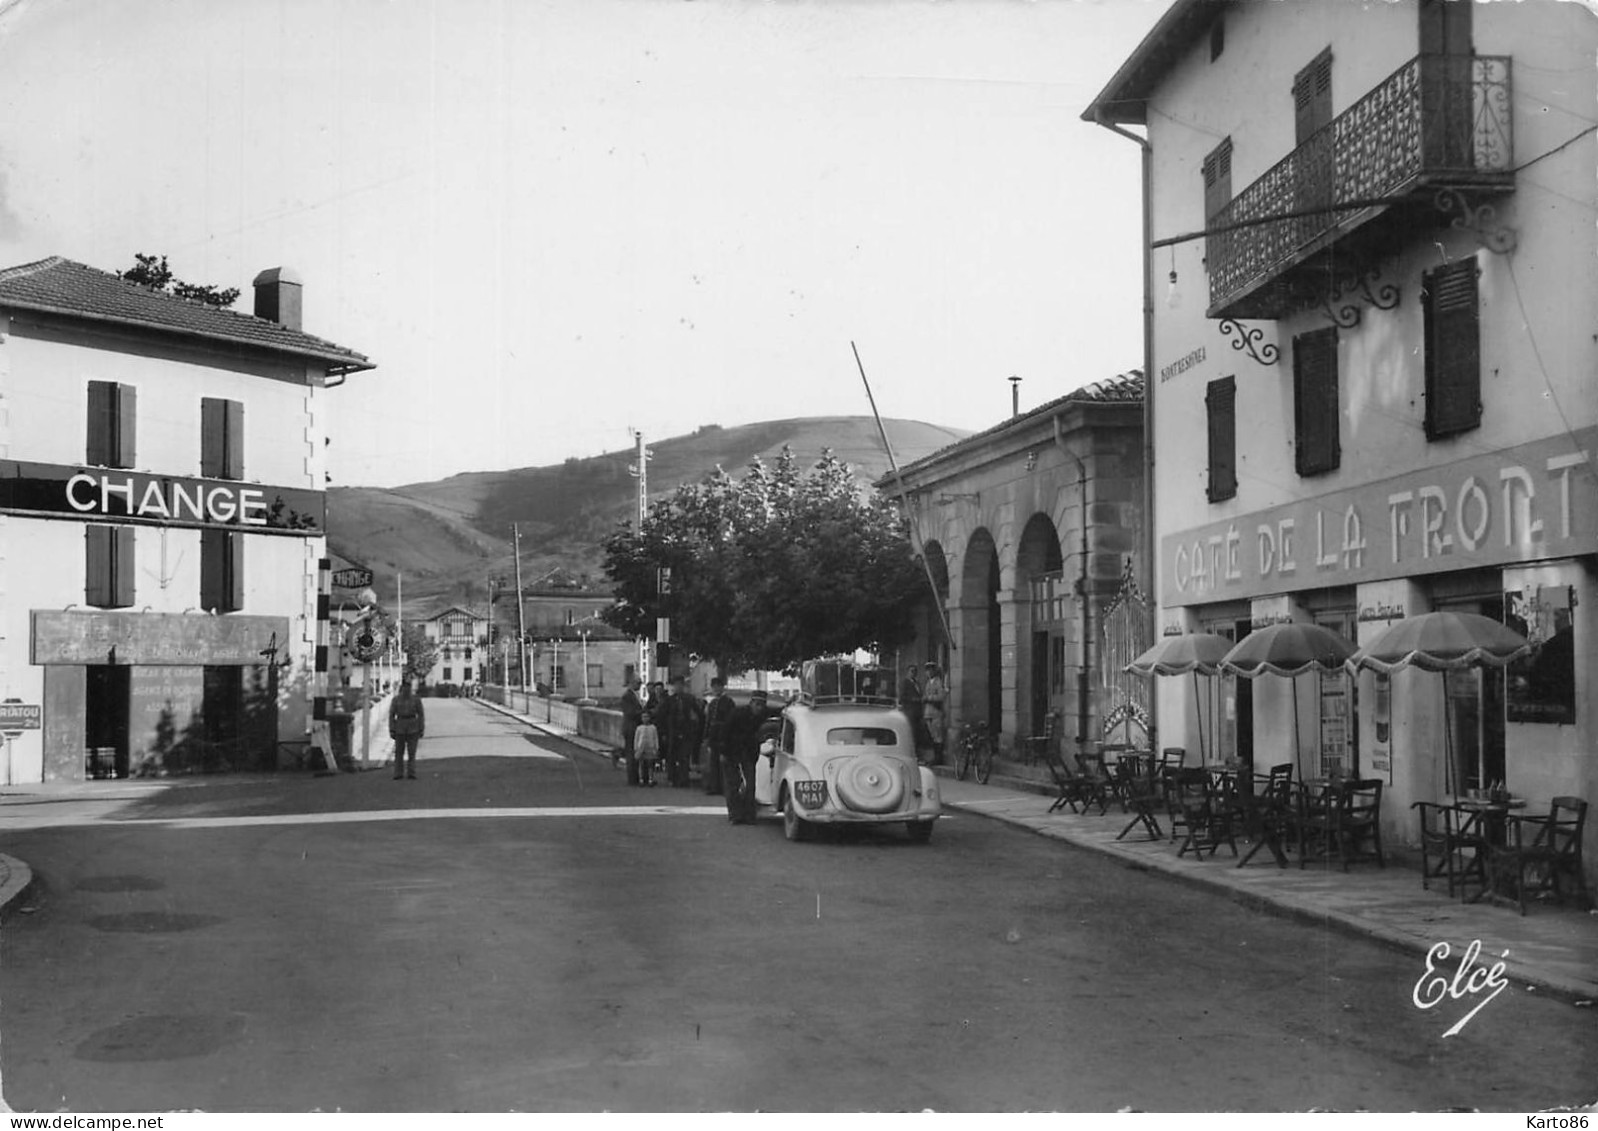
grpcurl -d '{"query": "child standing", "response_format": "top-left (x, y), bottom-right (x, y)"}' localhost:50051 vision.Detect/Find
top-left (633, 710), bottom-right (661, 786)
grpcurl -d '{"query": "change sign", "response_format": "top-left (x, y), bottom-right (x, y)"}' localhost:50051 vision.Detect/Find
top-left (332, 568), bottom-right (374, 589)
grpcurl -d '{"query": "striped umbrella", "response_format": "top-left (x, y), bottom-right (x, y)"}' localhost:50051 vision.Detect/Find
top-left (1220, 623), bottom-right (1357, 780)
top-left (1126, 633), bottom-right (1233, 762)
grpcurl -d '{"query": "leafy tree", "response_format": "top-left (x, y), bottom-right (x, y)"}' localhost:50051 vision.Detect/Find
top-left (118, 253), bottom-right (241, 308)
top-left (600, 448), bottom-right (924, 675)
top-left (399, 622), bottom-right (440, 685)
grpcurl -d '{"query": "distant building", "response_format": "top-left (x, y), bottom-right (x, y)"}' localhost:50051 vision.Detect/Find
top-left (487, 576), bottom-right (637, 698)
top-left (417, 605), bottom-right (489, 690)
top-left (0, 259), bottom-right (373, 780)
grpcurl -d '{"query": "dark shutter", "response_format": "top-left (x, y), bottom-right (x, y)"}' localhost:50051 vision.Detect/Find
top-left (225, 400), bottom-right (245, 479)
top-left (1423, 259), bottom-right (1482, 439)
top-left (115, 384), bottom-right (137, 468)
top-left (201, 398), bottom-right (225, 477)
top-left (112, 526), bottom-right (135, 607)
top-left (1206, 376), bottom-right (1238, 503)
top-left (1202, 138), bottom-right (1233, 222)
top-left (1293, 328), bottom-right (1341, 476)
top-left (86, 381), bottom-right (115, 466)
top-left (228, 531), bottom-right (245, 611)
top-left (1293, 50), bottom-right (1333, 144)
top-left (85, 525), bottom-right (111, 606)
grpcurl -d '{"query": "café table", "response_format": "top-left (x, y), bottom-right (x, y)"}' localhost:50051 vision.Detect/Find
top-left (1447, 795), bottom-right (1527, 905)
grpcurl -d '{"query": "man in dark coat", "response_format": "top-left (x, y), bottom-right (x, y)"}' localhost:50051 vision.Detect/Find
top-left (661, 675), bottom-right (703, 787)
top-left (721, 689), bottom-right (771, 824)
top-left (388, 679), bottom-right (426, 780)
top-left (620, 675), bottom-right (645, 786)
top-left (702, 676), bottom-right (735, 795)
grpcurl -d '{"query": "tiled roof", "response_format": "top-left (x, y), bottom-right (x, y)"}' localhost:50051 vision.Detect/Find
top-left (0, 257), bottom-right (373, 372)
top-left (890, 370), bottom-right (1144, 480)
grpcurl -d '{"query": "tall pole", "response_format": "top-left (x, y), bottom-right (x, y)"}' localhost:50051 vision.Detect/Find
top-left (396, 572), bottom-right (404, 680)
top-left (630, 429), bottom-right (651, 683)
top-left (513, 524), bottom-right (529, 709)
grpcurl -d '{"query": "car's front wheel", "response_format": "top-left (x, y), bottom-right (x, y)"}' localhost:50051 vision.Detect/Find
top-left (906, 819), bottom-right (934, 844)
top-left (783, 793), bottom-right (810, 842)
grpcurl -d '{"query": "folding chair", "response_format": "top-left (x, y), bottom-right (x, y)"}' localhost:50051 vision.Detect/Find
top-left (1493, 797), bottom-right (1592, 914)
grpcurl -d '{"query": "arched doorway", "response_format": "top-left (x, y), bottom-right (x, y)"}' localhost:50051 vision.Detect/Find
top-left (1016, 513), bottom-right (1065, 741)
top-left (960, 528), bottom-right (1002, 733)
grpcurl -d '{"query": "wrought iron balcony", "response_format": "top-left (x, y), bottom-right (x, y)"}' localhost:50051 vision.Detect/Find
top-left (1207, 54), bottom-right (1512, 320)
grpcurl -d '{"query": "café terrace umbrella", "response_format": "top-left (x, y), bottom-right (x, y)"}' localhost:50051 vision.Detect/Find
top-left (1125, 633), bottom-right (1233, 763)
top-left (1219, 622), bottom-right (1359, 779)
top-left (1346, 611), bottom-right (1531, 796)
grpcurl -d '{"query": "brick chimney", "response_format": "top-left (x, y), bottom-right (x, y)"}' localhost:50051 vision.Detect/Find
top-left (252, 267), bottom-right (303, 330)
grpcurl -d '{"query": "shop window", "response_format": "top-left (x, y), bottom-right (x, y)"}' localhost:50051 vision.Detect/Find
top-left (1422, 259), bottom-right (1482, 440)
top-left (200, 529), bottom-right (244, 613)
top-left (1205, 376), bottom-right (1238, 502)
top-left (85, 524), bottom-right (135, 608)
top-left (1293, 327), bottom-right (1341, 476)
top-left (86, 380), bottom-right (137, 468)
top-left (200, 397), bottom-right (245, 480)
top-left (1505, 585), bottom-right (1575, 725)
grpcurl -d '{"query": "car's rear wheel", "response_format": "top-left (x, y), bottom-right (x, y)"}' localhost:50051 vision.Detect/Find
top-left (906, 819), bottom-right (934, 844)
top-left (783, 793), bottom-right (809, 842)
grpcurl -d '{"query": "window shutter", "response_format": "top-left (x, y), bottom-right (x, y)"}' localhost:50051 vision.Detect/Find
top-left (201, 528), bottom-right (222, 612)
top-left (225, 400), bottom-right (245, 479)
top-left (87, 381), bottom-right (114, 466)
top-left (1293, 50), bottom-right (1333, 144)
top-left (115, 384), bottom-right (137, 468)
top-left (1203, 138), bottom-right (1233, 221)
top-left (1423, 259), bottom-right (1482, 439)
top-left (228, 531), bottom-right (245, 611)
top-left (112, 526), bottom-right (135, 607)
top-left (201, 398), bottom-right (224, 477)
top-left (86, 525), bottom-right (111, 606)
top-left (1293, 328), bottom-right (1341, 476)
top-left (1206, 377), bottom-right (1238, 502)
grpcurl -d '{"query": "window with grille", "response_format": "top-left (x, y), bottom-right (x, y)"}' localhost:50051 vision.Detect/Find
top-left (200, 529), bottom-right (244, 613)
top-left (85, 524), bottom-right (135, 608)
top-left (86, 381), bottom-right (137, 468)
top-left (1205, 376), bottom-right (1238, 503)
top-left (1293, 328), bottom-right (1341, 476)
top-left (1422, 258), bottom-right (1482, 439)
top-left (200, 397), bottom-right (244, 479)
top-left (1293, 49), bottom-right (1333, 143)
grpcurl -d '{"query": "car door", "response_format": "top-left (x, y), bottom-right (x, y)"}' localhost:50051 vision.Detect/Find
top-left (754, 710), bottom-right (795, 807)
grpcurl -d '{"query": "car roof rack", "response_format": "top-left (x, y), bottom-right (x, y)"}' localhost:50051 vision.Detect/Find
top-left (797, 658), bottom-right (898, 707)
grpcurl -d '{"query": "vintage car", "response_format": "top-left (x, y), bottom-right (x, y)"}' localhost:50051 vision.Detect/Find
top-left (752, 659), bottom-right (941, 842)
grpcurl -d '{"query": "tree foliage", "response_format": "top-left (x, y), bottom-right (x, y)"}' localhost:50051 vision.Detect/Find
top-left (600, 448), bottom-right (924, 674)
top-left (399, 623), bottom-right (440, 685)
top-left (119, 253), bottom-right (241, 308)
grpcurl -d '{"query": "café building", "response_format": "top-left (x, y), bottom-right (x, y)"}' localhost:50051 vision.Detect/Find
top-left (1084, 0), bottom-right (1597, 869)
top-left (0, 258), bottom-right (373, 781)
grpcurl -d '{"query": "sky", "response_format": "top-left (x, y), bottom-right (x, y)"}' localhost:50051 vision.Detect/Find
top-left (0, 0), bottom-right (1159, 488)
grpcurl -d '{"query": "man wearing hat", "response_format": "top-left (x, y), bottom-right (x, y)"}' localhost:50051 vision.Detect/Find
top-left (922, 661), bottom-right (947, 766)
top-left (721, 688), bottom-right (771, 824)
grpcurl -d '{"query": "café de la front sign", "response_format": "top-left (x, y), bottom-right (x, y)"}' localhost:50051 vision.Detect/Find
top-left (1164, 427), bottom-right (1595, 602)
top-left (0, 459), bottom-right (325, 535)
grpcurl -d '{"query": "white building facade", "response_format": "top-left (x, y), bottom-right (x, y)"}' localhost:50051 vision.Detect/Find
top-left (1086, 0), bottom-right (1598, 872)
top-left (0, 259), bottom-right (372, 780)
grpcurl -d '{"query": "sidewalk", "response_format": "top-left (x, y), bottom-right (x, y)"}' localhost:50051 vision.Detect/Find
top-left (932, 770), bottom-right (1598, 1005)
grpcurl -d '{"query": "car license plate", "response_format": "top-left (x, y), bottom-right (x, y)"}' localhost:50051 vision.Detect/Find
top-left (794, 780), bottom-right (829, 810)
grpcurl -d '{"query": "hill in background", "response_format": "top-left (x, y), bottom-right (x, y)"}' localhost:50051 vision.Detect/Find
top-left (328, 416), bottom-right (967, 615)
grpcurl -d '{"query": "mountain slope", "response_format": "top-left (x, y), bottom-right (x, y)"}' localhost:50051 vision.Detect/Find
top-left (329, 416), bottom-right (965, 612)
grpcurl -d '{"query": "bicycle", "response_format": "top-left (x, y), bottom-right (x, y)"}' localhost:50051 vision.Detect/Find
top-left (956, 720), bottom-right (994, 785)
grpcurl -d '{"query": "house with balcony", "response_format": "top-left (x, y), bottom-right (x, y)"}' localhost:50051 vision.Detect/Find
top-left (418, 605), bottom-right (489, 691)
top-left (0, 259), bottom-right (373, 780)
top-left (1085, 0), bottom-right (1597, 874)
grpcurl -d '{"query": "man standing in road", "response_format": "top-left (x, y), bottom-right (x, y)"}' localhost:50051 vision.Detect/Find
top-left (721, 688), bottom-right (769, 824)
top-left (661, 674), bottom-right (703, 787)
top-left (702, 676), bottom-right (735, 795)
top-left (899, 664), bottom-right (925, 760)
top-left (388, 678), bottom-right (426, 780)
top-left (922, 661), bottom-right (947, 766)
top-left (620, 675), bottom-right (645, 786)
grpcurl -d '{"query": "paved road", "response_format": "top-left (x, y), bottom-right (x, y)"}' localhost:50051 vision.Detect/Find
top-left (0, 699), bottom-right (1593, 1112)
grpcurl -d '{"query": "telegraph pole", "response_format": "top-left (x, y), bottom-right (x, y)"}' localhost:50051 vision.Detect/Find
top-left (513, 524), bottom-right (529, 708)
top-left (628, 429), bottom-right (652, 683)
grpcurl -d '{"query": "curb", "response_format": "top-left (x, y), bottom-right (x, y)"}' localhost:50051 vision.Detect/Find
top-left (0, 853), bottom-right (35, 922)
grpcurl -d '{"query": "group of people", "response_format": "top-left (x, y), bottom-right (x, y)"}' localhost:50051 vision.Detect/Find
top-left (620, 674), bottom-right (781, 824)
top-left (897, 661), bottom-right (947, 765)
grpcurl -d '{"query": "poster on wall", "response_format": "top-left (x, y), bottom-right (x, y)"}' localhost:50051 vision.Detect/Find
top-left (1505, 586), bottom-right (1575, 725)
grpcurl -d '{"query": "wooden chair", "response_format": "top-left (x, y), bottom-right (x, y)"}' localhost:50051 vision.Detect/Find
top-left (1411, 801), bottom-right (1486, 899)
top-left (1337, 779), bottom-right (1386, 870)
top-left (1492, 797), bottom-right (1592, 915)
top-left (1073, 752), bottom-right (1115, 815)
top-left (1237, 764), bottom-right (1294, 869)
top-left (1170, 770), bottom-right (1237, 860)
top-left (1113, 757), bottom-right (1164, 841)
top-left (1041, 742), bottom-right (1090, 815)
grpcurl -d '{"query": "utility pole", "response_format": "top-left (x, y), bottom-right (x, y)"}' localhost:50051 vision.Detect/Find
top-left (513, 524), bottom-right (529, 709)
top-left (628, 428), bottom-right (652, 683)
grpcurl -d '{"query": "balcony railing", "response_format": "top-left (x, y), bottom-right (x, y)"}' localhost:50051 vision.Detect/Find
top-left (1207, 54), bottom-right (1512, 319)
